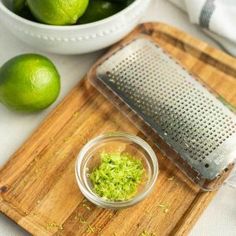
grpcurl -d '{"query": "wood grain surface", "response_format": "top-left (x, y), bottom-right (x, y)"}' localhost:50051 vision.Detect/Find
top-left (1, 22), bottom-right (236, 236)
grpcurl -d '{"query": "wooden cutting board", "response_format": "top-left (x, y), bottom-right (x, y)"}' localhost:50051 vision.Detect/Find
top-left (1, 22), bottom-right (236, 236)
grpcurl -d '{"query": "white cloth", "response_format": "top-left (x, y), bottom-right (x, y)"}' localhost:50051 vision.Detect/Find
top-left (169, 0), bottom-right (236, 56)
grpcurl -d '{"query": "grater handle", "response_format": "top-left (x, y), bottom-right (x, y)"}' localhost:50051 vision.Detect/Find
top-left (225, 164), bottom-right (236, 189)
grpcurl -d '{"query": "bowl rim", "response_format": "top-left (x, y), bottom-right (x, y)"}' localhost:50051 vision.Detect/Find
top-left (0, 0), bottom-right (144, 30)
top-left (75, 132), bottom-right (158, 209)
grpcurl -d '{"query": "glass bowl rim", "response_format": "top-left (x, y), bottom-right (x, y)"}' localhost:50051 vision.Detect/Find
top-left (75, 132), bottom-right (159, 209)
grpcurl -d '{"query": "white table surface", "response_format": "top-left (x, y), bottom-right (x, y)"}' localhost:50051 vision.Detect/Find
top-left (0, 0), bottom-right (235, 235)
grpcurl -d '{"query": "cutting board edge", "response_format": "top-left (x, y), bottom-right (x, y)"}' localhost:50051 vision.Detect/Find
top-left (0, 199), bottom-right (49, 235)
top-left (0, 190), bottom-right (215, 236)
top-left (0, 22), bottom-right (235, 236)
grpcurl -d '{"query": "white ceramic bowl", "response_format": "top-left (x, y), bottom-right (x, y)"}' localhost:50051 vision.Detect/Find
top-left (0, 0), bottom-right (151, 55)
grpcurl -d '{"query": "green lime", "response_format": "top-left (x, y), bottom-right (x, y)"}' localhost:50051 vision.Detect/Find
top-left (0, 54), bottom-right (60, 112)
top-left (13, 0), bottom-right (36, 21)
top-left (13, 0), bottom-right (27, 13)
top-left (78, 0), bottom-right (125, 24)
top-left (27, 0), bottom-right (89, 25)
top-left (107, 0), bottom-right (135, 6)
top-left (110, 0), bottom-right (135, 6)
top-left (126, 0), bottom-right (135, 6)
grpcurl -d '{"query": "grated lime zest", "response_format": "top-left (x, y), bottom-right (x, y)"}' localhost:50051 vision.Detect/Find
top-left (90, 152), bottom-right (144, 201)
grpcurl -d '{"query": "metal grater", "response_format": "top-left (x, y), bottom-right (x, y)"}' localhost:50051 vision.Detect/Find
top-left (88, 37), bottom-right (236, 190)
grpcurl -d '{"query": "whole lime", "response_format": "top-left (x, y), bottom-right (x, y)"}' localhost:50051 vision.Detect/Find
top-left (27, 0), bottom-right (89, 25)
top-left (126, 0), bottom-right (135, 6)
top-left (13, 0), bottom-right (36, 21)
top-left (110, 0), bottom-right (134, 5)
top-left (0, 54), bottom-right (60, 112)
top-left (78, 0), bottom-right (124, 24)
top-left (13, 0), bottom-right (27, 13)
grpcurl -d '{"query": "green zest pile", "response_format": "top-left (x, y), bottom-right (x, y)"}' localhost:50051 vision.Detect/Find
top-left (90, 152), bottom-right (144, 201)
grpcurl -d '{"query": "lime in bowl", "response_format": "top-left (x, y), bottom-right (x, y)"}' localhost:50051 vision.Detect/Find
top-left (75, 132), bottom-right (158, 209)
top-left (0, 0), bottom-right (152, 54)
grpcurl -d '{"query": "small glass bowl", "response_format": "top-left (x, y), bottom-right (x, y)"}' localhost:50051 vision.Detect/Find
top-left (75, 132), bottom-right (158, 209)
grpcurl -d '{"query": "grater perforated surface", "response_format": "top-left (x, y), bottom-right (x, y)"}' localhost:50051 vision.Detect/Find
top-left (96, 38), bottom-right (236, 180)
